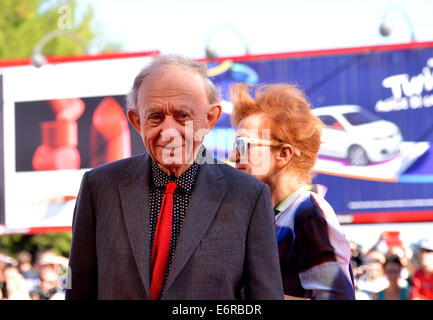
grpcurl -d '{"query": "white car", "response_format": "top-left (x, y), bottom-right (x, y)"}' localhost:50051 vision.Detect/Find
top-left (312, 105), bottom-right (403, 166)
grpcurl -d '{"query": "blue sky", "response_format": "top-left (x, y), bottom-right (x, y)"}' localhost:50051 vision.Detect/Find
top-left (78, 0), bottom-right (433, 58)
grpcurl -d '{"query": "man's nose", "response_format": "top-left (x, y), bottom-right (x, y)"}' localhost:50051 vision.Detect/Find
top-left (160, 117), bottom-right (181, 141)
top-left (161, 115), bottom-right (178, 130)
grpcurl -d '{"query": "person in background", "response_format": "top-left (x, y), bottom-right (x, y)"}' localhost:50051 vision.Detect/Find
top-left (1, 254), bottom-right (9, 299)
top-left (34, 249), bottom-right (68, 276)
top-left (28, 249), bottom-right (68, 300)
top-left (368, 231), bottom-right (413, 287)
top-left (411, 238), bottom-right (433, 300)
top-left (350, 241), bottom-right (364, 272)
top-left (356, 249), bottom-right (388, 299)
top-left (2, 265), bottom-right (31, 300)
top-left (348, 241), bottom-right (372, 300)
top-left (1, 252), bottom-right (18, 299)
top-left (0, 252), bottom-right (16, 267)
top-left (372, 255), bottom-right (411, 300)
top-left (16, 250), bottom-right (40, 291)
top-left (30, 268), bottom-right (64, 300)
top-left (229, 83), bottom-right (355, 300)
top-left (387, 245), bottom-right (413, 288)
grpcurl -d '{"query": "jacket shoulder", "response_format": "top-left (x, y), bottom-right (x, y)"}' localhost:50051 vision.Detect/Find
top-left (214, 162), bottom-right (268, 196)
top-left (85, 153), bottom-right (148, 182)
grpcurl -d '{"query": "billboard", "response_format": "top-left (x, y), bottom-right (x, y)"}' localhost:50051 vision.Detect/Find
top-left (1, 42), bottom-right (433, 232)
top-left (207, 42), bottom-right (433, 224)
top-left (0, 52), bottom-right (156, 231)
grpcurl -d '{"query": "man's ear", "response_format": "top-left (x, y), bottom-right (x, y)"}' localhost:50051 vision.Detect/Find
top-left (206, 103), bottom-right (222, 130)
top-left (275, 143), bottom-right (294, 168)
top-left (127, 109), bottom-right (141, 133)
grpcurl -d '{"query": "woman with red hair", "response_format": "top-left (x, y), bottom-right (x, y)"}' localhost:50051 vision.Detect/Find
top-left (229, 83), bottom-right (355, 300)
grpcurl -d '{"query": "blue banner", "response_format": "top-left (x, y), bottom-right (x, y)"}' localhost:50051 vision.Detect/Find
top-left (206, 45), bottom-right (433, 219)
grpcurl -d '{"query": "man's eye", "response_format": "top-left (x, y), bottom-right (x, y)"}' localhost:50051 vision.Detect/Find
top-left (148, 113), bottom-right (162, 121)
top-left (175, 111), bottom-right (189, 119)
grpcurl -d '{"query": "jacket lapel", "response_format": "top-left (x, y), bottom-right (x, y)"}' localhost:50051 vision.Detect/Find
top-left (118, 153), bottom-right (151, 298)
top-left (164, 156), bottom-right (227, 293)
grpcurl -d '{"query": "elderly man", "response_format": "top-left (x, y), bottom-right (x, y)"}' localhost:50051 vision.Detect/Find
top-left (65, 55), bottom-right (283, 300)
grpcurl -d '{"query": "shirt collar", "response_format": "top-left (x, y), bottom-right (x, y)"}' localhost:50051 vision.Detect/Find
top-left (150, 145), bottom-right (206, 194)
top-left (274, 184), bottom-right (313, 215)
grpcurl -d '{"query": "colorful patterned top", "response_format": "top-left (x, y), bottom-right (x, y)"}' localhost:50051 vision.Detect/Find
top-left (274, 185), bottom-right (356, 300)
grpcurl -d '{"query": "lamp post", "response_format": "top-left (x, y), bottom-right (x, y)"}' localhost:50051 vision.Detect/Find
top-left (379, 6), bottom-right (416, 42)
top-left (31, 30), bottom-right (88, 67)
top-left (204, 24), bottom-right (250, 60)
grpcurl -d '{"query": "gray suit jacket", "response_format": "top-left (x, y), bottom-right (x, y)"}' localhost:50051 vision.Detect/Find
top-left (65, 151), bottom-right (284, 300)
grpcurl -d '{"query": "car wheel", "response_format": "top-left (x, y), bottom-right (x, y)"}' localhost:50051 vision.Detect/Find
top-left (347, 145), bottom-right (369, 166)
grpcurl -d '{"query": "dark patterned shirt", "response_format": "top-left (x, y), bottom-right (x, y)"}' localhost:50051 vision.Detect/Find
top-left (149, 146), bottom-right (205, 293)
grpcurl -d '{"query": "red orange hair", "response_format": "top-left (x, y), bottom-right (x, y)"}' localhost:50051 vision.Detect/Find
top-left (230, 83), bottom-right (323, 183)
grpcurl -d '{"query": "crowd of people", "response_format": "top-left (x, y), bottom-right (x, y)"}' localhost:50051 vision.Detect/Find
top-left (350, 233), bottom-right (433, 300)
top-left (0, 249), bottom-right (68, 300)
top-left (2, 231), bottom-right (433, 300)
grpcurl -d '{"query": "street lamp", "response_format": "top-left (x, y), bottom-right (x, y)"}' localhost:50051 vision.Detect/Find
top-left (379, 6), bottom-right (416, 42)
top-left (31, 30), bottom-right (88, 67)
top-left (204, 24), bottom-right (250, 60)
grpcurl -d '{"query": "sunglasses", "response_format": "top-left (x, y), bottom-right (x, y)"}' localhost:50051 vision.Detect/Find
top-left (233, 137), bottom-right (301, 159)
top-left (233, 137), bottom-right (276, 159)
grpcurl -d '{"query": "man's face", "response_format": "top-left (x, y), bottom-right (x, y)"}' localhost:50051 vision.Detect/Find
top-left (128, 66), bottom-right (215, 177)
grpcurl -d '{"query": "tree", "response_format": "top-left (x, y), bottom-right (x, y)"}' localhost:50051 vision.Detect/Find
top-left (0, 233), bottom-right (72, 258)
top-left (0, 0), bottom-right (120, 259)
top-left (0, 0), bottom-right (119, 59)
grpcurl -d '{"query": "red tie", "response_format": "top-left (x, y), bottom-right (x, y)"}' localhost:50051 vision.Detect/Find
top-left (150, 181), bottom-right (178, 300)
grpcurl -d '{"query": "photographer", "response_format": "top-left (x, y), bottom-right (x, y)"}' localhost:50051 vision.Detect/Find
top-left (30, 249), bottom-right (68, 300)
top-left (30, 268), bottom-right (63, 300)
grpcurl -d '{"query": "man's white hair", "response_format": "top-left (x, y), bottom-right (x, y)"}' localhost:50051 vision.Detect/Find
top-left (125, 55), bottom-right (220, 110)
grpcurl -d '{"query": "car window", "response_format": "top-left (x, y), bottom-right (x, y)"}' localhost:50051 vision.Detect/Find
top-left (318, 115), bottom-right (339, 127)
top-left (343, 110), bottom-right (380, 125)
